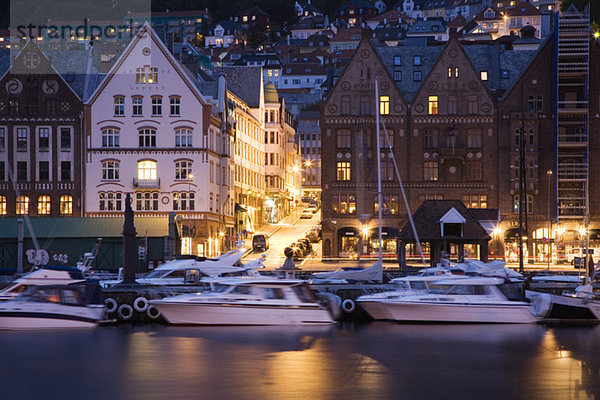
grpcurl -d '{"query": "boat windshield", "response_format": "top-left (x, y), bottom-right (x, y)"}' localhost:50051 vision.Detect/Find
top-left (292, 284), bottom-right (317, 302)
top-left (428, 284), bottom-right (487, 295)
top-left (145, 270), bottom-right (168, 278)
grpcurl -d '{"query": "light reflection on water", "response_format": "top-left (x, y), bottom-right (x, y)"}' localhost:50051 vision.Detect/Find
top-left (1, 323), bottom-right (599, 400)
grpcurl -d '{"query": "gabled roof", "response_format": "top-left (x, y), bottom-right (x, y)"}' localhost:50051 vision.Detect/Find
top-left (212, 66), bottom-right (263, 107)
top-left (300, 34), bottom-right (330, 48)
top-left (366, 9), bottom-right (413, 24)
top-left (290, 16), bottom-right (326, 30)
top-left (406, 18), bottom-right (447, 35)
top-left (237, 6), bottom-right (270, 17)
top-left (282, 63), bottom-right (326, 75)
top-left (398, 200), bottom-right (491, 241)
top-left (473, 6), bottom-right (504, 21)
top-left (373, 26), bottom-right (406, 42)
top-left (337, 0), bottom-right (378, 13)
top-left (330, 27), bottom-right (367, 42)
top-left (506, 1), bottom-right (541, 17)
top-left (447, 14), bottom-right (468, 28)
top-left (207, 20), bottom-right (244, 36)
top-left (374, 42), bottom-right (444, 102)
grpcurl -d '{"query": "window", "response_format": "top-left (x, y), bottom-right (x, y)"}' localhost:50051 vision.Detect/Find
top-left (136, 67), bottom-right (146, 83)
top-left (528, 159), bottom-right (535, 179)
top-left (448, 96), bottom-right (457, 115)
top-left (17, 128), bottom-right (28, 150)
top-left (423, 128), bottom-right (439, 147)
top-left (0, 127), bottom-right (5, 149)
top-left (529, 128), bottom-right (534, 146)
top-left (132, 96), bottom-right (143, 116)
top-left (413, 71), bottom-right (422, 81)
top-left (102, 160), bottom-right (120, 180)
top-left (175, 128), bottom-right (192, 147)
top-left (428, 96), bottom-right (438, 115)
top-left (424, 161), bottom-right (438, 181)
top-left (46, 98), bottom-right (56, 115)
top-left (137, 160), bottom-right (157, 180)
top-left (139, 128), bottom-right (156, 147)
top-left (60, 195), bottom-right (73, 215)
top-left (27, 98), bottom-right (37, 115)
top-left (393, 55), bottom-right (401, 66)
top-left (527, 95), bottom-right (535, 112)
top-left (466, 161), bottom-right (482, 181)
top-left (462, 194), bottom-right (487, 209)
top-left (413, 55), bottom-right (421, 66)
top-left (536, 95), bottom-right (543, 112)
top-left (374, 195), bottom-right (400, 215)
top-left (39, 161), bottom-right (49, 181)
top-left (454, 67), bottom-right (459, 78)
top-left (17, 161), bottom-right (27, 181)
top-left (393, 71), bottom-right (401, 82)
top-left (480, 71), bottom-right (488, 81)
top-left (102, 128), bottom-right (120, 147)
top-left (60, 128), bottom-right (71, 149)
top-left (136, 66), bottom-right (158, 84)
top-left (336, 129), bottom-right (351, 148)
top-left (37, 195), bottom-right (51, 215)
top-left (447, 67), bottom-right (452, 78)
top-left (99, 192), bottom-right (122, 211)
top-left (467, 129), bottom-right (482, 148)
top-left (331, 194), bottom-right (356, 214)
top-left (514, 159), bottom-right (520, 179)
top-left (173, 192), bottom-right (195, 211)
top-left (379, 96), bottom-right (390, 115)
top-left (16, 195), bottom-right (29, 215)
top-left (336, 162), bottom-right (351, 181)
top-left (467, 95), bottom-right (478, 114)
top-left (0, 161), bottom-right (4, 181)
top-left (381, 161), bottom-right (393, 181)
top-left (514, 128), bottom-right (521, 146)
top-left (38, 128), bottom-right (50, 149)
top-left (136, 192), bottom-right (159, 211)
top-left (0, 195), bottom-right (6, 215)
top-left (175, 160), bottom-right (192, 180)
top-left (170, 97), bottom-right (181, 115)
top-left (61, 161), bottom-right (71, 181)
top-left (152, 96), bottom-right (162, 116)
top-left (114, 97), bottom-right (124, 116)
top-left (360, 96), bottom-right (370, 114)
top-left (379, 129), bottom-right (393, 148)
top-left (148, 67), bottom-right (158, 83)
top-left (341, 96), bottom-right (351, 114)
top-left (9, 98), bottom-right (19, 115)
top-left (513, 194), bottom-right (533, 213)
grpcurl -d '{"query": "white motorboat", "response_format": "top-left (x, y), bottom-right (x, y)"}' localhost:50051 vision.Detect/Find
top-left (357, 277), bottom-right (539, 323)
top-left (150, 277), bottom-right (335, 325)
top-left (526, 284), bottom-right (600, 320)
top-left (0, 266), bottom-right (87, 301)
top-left (100, 250), bottom-right (265, 288)
top-left (0, 282), bottom-right (106, 330)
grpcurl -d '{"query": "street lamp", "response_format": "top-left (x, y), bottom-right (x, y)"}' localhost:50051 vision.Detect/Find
top-left (187, 173), bottom-right (194, 255)
top-left (547, 170), bottom-right (553, 268)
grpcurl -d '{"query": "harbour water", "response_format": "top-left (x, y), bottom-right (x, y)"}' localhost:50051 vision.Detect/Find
top-left (1, 322), bottom-right (599, 400)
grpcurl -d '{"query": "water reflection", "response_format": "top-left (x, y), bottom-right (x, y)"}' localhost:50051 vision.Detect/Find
top-left (1, 323), bottom-right (599, 399)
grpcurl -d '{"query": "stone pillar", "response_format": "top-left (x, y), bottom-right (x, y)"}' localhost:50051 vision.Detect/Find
top-left (122, 193), bottom-right (137, 284)
top-left (480, 241), bottom-right (489, 263)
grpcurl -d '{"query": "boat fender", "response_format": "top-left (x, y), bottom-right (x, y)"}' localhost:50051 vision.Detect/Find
top-left (316, 292), bottom-right (342, 321)
top-left (117, 304), bottom-right (134, 320)
top-left (530, 293), bottom-right (552, 317)
top-left (105, 298), bottom-right (118, 314)
top-left (133, 297), bottom-right (149, 312)
top-left (341, 298), bottom-right (356, 314)
top-left (146, 305), bottom-right (162, 320)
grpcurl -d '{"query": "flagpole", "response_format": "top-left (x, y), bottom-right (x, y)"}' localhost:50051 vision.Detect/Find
top-left (375, 77), bottom-right (383, 262)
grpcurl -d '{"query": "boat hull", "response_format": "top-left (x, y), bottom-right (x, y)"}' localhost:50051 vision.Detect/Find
top-left (526, 290), bottom-right (600, 320)
top-left (152, 301), bottom-right (334, 325)
top-left (359, 301), bottom-right (537, 323)
top-left (0, 304), bottom-right (104, 330)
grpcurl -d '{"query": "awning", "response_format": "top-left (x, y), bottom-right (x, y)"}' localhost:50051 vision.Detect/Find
top-left (337, 227), bottom-right (360, 237)
top-left (235, 203), bottom-right (248, 213)
top-left (369, 227), bottom-right (398, 238)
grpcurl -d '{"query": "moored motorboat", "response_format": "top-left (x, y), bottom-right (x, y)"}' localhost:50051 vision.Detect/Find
top-left (150, 277), bottom-right (335, 325)
top-left (0, 266), bottom-right (87, 301)
top-left (526, 284), bottom-right (600, 320)
top-left (357, 277), bottom-right (539, 323)
top-left (0, 282), bottom-right (106, 330)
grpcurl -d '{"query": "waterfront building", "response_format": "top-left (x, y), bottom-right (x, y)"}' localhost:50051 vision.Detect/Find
top-left (0, 42), bottom-right (93, 218)
top-left (297, 110), bottom-right (322, 196)
top-left (86, 23), bottom-right (232, 257)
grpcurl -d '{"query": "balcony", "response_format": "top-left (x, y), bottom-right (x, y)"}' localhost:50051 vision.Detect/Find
top-left (133, 178), bottom-right (160, 189)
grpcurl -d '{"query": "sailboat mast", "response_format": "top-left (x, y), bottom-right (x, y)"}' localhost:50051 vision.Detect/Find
top-left (375, 78), bottom-right (383, 262)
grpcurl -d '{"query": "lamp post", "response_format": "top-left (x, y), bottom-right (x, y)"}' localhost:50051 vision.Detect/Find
top-left (188, 173), bottom-right (193, 255)
top-left (547, 170), bottom-right (553, 268)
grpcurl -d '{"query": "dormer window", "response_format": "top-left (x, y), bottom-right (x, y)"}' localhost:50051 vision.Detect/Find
top-left (484, 10), bottom-right (494, 19)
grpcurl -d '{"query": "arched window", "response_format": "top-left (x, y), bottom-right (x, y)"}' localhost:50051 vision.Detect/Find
top-left (99, 192), bottom-right (123, 211)
top-left (38, 195), bottom-right (51, 215)
top-left (137, 160), bottom-right (157, 180)
top-left (136, 192), bottom-right (159, 211)
top-left (0, 195), bottom-right (6, 215)
top-left (513, 194), bottom-right (533, 213)
top-left (60, 195), bottom-right (73, 215)
top-left (102, 160), bottom-right (120, 180)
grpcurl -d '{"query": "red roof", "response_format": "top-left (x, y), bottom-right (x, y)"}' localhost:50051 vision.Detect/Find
top-left (507, 2), bottom-right (541, 17)
top-left (330, 27), bottom-right (367, 42)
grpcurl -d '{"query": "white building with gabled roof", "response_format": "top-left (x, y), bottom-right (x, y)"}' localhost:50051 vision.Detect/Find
top-left (85, 23), bottom-right (234, 258)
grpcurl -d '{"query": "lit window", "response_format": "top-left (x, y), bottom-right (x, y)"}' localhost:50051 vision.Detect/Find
top-left (38, 195), bottom-right (51, 215)
top-left (0, 195), bottom-right (6, 215)
top-left (336, 162), bottom-right (351, 181)
top-left (175, 160), bottom-right (193, 180)
top-left (99, 192), bottom-right (122, 211)
top-left (16, 195), bottom-right (29, 215)
top-left (173, 192), bottom-right (195, 211)
top-left (480, 71), bottom-right (488, 81)
top-left (379, 96), bottom-right (390, 115)
top-left (136, 66), bottom-right (158, 84)
top-left (428, 96), bottom-right (438, 115)
top-left (447, 67), bottom-right (452, 78)
top-left (454, 67), bottom-right (459, 78)
top-left (60, 195), bottom-right (73, 215)
top-left (137, 160), bottom-right (157, 180)
top-left (424, 161), bottom-right (438, 181)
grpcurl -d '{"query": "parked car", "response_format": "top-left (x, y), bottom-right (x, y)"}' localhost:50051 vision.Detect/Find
top-left (300, 209), bottom-right (313, 219)
top-left (567, 248), bottom-right (596, 264)
top-left (252, 234), bottom-right (269, 252)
